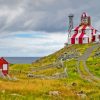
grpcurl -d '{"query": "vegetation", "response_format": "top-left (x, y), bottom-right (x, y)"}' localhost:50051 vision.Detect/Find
top-left (0, 43), bottom-right (100, 99)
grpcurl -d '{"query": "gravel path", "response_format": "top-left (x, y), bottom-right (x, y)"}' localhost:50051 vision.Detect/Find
top-left (77, 43), bottom-right (100, 82)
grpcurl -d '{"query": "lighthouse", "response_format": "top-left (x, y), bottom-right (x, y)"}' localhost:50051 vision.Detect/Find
top-left (68, 12), bottom-right (100, 44)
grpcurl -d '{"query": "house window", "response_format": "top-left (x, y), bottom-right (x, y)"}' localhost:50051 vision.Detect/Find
top-left (78, 30), bottom-right (81, 33)
top-left (83, 38), bottom-right (85, 40)
top-left (71, 30), bottom-right (74, 35)
top-left (3, 64), bottom-right (7, 70)
top-left (76, 38), bottom-right (78, 40)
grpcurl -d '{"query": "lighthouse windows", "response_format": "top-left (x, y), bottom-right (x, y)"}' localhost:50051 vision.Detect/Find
top-left (78, 30), bottom-right (81, 33)
top-left (81, 18), bottom-right (88, 25)
top-left (71, 30), bottom-right (74, 35)
top-left (85, 29), bottom-right (92, 34)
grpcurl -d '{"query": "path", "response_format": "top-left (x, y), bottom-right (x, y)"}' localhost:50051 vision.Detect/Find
top-left (77, 43), bottom-right (100, 82)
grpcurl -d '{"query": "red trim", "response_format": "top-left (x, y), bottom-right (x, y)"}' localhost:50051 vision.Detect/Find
top-left (0, 57), bottom-right (9, 64)
top-left (88, 38), bottom-right (89, 43)
top-left (79, 25), bottom-right (87, 44)
top-left (0, 57), bottom-right (9, 76)
top-left (92, 35), bottom-right (95, 42)
top-left (79, 33), bottom-right (84, 44)
top-left (74, 26), bottom-right (80, 31)
top-left (82, 25), bottom-right (87, 30)
top-left (71, 33), bottom-right (78, 44)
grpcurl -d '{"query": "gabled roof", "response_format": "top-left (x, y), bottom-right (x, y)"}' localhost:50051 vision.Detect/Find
top-left (94, 31), bottom-right (100, 35)
top-left (0, 57), bottom-right (9, 64)
top-left (73, 25), bottom-right (97, 31)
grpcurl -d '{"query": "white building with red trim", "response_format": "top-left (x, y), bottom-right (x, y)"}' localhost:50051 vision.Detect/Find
top-left (68, 12), bottom-right (100, 44)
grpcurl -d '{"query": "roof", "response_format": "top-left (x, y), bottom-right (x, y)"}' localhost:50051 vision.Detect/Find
top-left (73, 25), bottom-right (97, 31)
top-left (94, 31), bottom-right (100, 35)
top-left (0, 57), bottom-right (9, 64)
top-left (81, 12), bottom-right (88, 18)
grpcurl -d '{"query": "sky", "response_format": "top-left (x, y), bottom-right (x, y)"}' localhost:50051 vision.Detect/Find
top-left (0, 0), bottom-right (100, 57)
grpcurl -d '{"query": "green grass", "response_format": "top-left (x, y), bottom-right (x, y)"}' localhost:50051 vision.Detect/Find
top-left (86, 57), bottom-right (100, 77)
top-left (32, 43), bottom-right (94, 68)
top-left (0, 43), bottom-right (99, 99)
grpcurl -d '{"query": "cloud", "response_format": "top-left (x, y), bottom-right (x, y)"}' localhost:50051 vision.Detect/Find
top-left (0, 0), bottom-right (99, 33)
top-left (0, 0), bottom-right (100, 56)
top-left (0, 32), bottom-right (67, 56)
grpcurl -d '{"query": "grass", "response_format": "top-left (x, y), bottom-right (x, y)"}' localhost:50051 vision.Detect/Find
top-left (0, 43), bottom-right (100, 99)
top-left (86, 45), bottom-right (100, 77)
top-left (32, 43), bottom-right (93, 68)
top-left (33, 67), bottom-right (64, 76)
top-left (86, 57), bottom-right (100, 77)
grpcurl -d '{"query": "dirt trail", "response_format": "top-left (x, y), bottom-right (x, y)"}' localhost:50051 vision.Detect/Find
top-left (29, 43), bottom-right (100, 80)
top-left (77, 43), bottom-right (100, 82)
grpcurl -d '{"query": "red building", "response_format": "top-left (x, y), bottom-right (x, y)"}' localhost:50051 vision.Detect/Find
top-left (0, 57), bottom-right (9, 76)
top-left (68, 12), bottom-right (100, 44)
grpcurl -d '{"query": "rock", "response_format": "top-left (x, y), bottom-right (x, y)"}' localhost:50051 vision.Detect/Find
top-left (10, 93), bottom-right (24, 97)
top-left (78, 91), bottom-right (84, 94)
top-left (6, 74), bottom-right (12, 80)
top-left (77, 91), bottom-right (86, 99)
top-left (49, 91), bottom-right (60, 96)
top-left (77, 93), bottom-right (86, 99)
top-left (0, 69), bottom-right (6, 79)
top-left (27, 73), bottom-right (34, 77)
top-left (72, 82), bottom-right (77, 86)
top-left (13, 76), bottom-right (18, 81)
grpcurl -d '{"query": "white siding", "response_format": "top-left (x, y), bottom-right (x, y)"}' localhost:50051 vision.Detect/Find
top-left (95, 35), bottom-right (100, 42)
top-left (83, 37), bottom-right (88, 44)
top-left (68, 37), bottom-right (71, 44)
top-left (3, 64), bottom-right (7, 70)
top-left (75, 33), bottom-right (82, 44)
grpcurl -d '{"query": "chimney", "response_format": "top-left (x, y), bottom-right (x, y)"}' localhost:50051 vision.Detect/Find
top-left (88, 16), bottom-right (91, 25)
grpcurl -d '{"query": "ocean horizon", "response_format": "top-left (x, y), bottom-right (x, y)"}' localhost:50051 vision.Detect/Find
top-left (4, 57), bottom-right (40, 64)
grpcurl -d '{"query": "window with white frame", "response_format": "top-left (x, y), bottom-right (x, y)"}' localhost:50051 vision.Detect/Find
top-left (76, 38), bottom-right (78, 40)
top-left (83, 38), bottom-right (85, 40)
top-left (85, 29), bottom-right (92, 34)
top-left (3, 64), bottom-right (7, 70)
top-left (78, 30), bottom-right (81, 33)
top-left (71, 30), bottom-right (74, 35)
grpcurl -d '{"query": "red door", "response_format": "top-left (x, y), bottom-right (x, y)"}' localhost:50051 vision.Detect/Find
top-left (71, 38), bottom-right (75, 44)
top-left (79, 38), bottom-right (83, 44)
top-left (92, 36), bottom-right (95, 42)
top-left (71, 33), bottom-right (78, 44)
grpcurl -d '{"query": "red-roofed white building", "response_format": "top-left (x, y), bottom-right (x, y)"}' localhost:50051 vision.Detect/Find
top-left (0, 57), bottom-right (9, 76)
top-left (68, 12), bottom-right (100, 44)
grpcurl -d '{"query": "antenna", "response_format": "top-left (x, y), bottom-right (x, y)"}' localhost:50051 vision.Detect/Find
top-left (68, 14), bottom-right (74, 37)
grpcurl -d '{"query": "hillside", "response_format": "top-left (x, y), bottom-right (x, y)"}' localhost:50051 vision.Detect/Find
top-left (0, 43), bottom-right (100, 100)
top-left (32, 43), bottom-right (95, 67)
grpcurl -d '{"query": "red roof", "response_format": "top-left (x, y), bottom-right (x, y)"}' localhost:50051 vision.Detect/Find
top-left (73, 25), bottom-right (97, 31)
top-left (0, 57), bottom-right (9, 64)
top-left (81, 12), bottom-right (88, 18)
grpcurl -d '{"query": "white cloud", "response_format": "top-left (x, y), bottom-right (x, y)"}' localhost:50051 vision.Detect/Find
top-left (0, 32), bottom-right (68, 57)
top-left (0, 0), bottom-right (100, 56)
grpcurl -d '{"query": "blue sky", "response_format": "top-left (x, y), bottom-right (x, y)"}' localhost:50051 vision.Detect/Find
top-left (0, 0), bottom-right (100, 57)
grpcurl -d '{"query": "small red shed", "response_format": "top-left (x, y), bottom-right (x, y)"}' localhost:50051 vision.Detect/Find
top-left (0, 57), bottom-right (9, 76)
